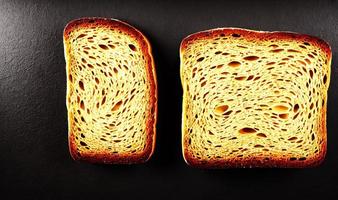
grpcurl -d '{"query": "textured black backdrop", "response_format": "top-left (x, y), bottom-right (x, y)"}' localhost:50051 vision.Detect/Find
top-left (0, 0), bottom-right (337, 199)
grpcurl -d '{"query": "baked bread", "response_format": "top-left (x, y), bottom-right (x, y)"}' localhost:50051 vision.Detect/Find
top-left (64, 18), bottom-right (157, 164)
top-left (180, 28), bottom-right (331, 168)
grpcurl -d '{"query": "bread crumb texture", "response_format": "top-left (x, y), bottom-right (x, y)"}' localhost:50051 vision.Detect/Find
top-left (64, 18), bottom-right (156, 164)
top-left (180, 28), bottom-right (331, 168)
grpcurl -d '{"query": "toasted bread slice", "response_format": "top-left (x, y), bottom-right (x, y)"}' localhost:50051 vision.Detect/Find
top-left (64, 18), bottom-right (157, 164)
top-left (180, 28), bottom-right (331, 168)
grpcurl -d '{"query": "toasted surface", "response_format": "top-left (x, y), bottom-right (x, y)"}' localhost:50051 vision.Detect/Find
top-left (180, 28), bottom-right (331, 168)
top-left (64, 18), bottom-right (157, 164)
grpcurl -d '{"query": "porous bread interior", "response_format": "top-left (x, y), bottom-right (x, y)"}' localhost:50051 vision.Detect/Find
top-left (66, 23), bottom-right (151, 157)
top-left (181, 32), bottom-right (330, 166)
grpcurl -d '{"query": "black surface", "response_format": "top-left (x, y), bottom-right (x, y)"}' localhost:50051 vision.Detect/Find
top-left (1, 0), bottom-right (338, 199)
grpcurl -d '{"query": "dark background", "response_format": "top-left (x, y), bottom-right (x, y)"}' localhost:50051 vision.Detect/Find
top-left (0, 0), bottom-right (337, 199)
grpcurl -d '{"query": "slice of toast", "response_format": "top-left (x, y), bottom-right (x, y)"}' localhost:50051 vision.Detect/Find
top-left (180, 28), bottom-right (331, 168)
top-left (64, 18), bottom-right (157, 164)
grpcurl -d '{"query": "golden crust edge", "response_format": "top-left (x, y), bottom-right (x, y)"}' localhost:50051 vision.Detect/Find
top-left (64, 17), bottom-right (157, 164)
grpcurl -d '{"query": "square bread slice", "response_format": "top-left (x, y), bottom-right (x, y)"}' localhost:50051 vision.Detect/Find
top-left (64, 18), bottom-right (157, 164)
top-left (180, 28), bottom-right (331, 168)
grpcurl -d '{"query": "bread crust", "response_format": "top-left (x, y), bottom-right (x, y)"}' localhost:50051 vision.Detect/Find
top-left (180, 28), bottom-right (331, 60)
top-left (180, 28), bottom-right (331, 168)
top-left (64, 17), bottom-right (157, 164)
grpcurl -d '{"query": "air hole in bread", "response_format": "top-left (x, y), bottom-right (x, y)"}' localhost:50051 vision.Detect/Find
top-left (299, 157), bottom-right (306, 161)
top-left (308, 53), bottom-right (315, 59)
top-left (197, 57), bottom-right (204, 62)
top-left (290, 157), bottom-right (297, 161)
top-left (214, 105), bottom-right (229, 114)
top-left (254, 144), bottom-right (264, 148)
top-left (80, 116), bottom-right (86, 123)
top-left (76, 34), bottom-right (87, 39)
top-left (310, 103), bottom-right (314, 110)
top-left (237, 45), bottom-right (248, 49)
top-left (288, 137), bottom-right (297, 141)
top-left (101, 96), bottom-right (106, 105)
top-left (305, 58), bottom-right (311, 64)
top-left (99, 44), bottom-right (109, 50)
top-left (239, 127), bottom-right (257, 134)
top-left (87, 64), bottom-right (94, 68)
top-left (293, 112), bottom-right (300, 119)
top-left (266, 62), bottom-right (276, 65)
top-left (113, 68), bottom-right (118, 74)
top-left (309, 70), bottom-right (313, 78)
top-left (256, 133), bottom-right (267, 138)
top-left (224, 110), bottom-right (232, 115)
top-left (228, 61), bottom-right (241, 67)
top-left (272, 105), bottom-right (289, 112)
top-left (297, 140), bottom-right (303, 143)
top-left (232, 33), bottom-right (240, 37)
top-left (80, 141), bottom-right (87, 146)
top-left (270, 49), bottom-right (284, 53)
top-left (80, 100), bottom-right (85, 110)
top-left (235, 76), bottom-right (246, 81)
top-left (128, 44), bottom-right (136, 51)
top-left (279, 113), bottom-right (289, 119)
top-left (287, 49), bottom-right (300, 53)
top-left (108, 44), bottom-right (115, 49)
top-left (95, 77), bottom-right (100, 84)
top-left (247, 75), bottom-right (254, 80)
top-left (112, 100), bottom-right (123, 111)
top-left (215, 51), bottom-right (222, 55)
top-left (243, 56), bottom-right (259, 61)
top-left (79, 81), bottom-right (84, 90)
top-left (268, 44), bottom-right (278, 48)
top-left (253, 76), bottom-right (261, 81)
top-left (69, 74), bottom-right (73, 82)
top-left (323, 74), bottom-right (327, 84)
top-left (293, 104), bottom-right (299, 112)
top-left (81, 58), bottom-right (87, 63)
top-left (299, 45), bottom-right (307, 49)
